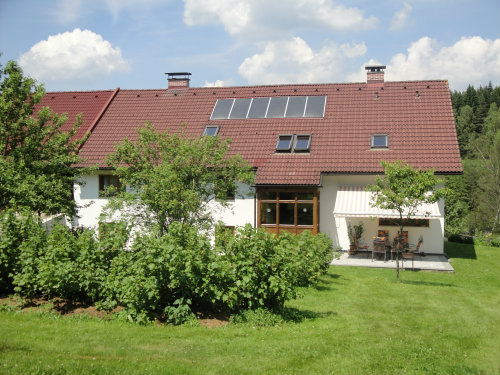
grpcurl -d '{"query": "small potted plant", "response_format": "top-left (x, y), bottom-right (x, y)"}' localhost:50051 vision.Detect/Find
top-left (348, 222), bottom-right (364, 255)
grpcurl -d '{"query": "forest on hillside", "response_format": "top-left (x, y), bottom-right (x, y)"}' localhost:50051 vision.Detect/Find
top-left (446, 84), bottom-right (500, 238)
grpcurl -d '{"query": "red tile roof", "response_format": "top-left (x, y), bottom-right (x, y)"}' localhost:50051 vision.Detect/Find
top-left (45, 80), bottom-right (462, 185)
top-left (35, 89), bottom-right (118, 142)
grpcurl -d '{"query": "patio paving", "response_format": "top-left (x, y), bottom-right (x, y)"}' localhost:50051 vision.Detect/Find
top-left (331, 251), bottom-right (454, 272)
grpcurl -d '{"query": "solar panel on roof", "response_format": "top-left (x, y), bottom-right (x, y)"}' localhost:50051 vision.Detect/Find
top-left (285, 96), bottom-right (307, 117)
top-left (210, 95), bottom-right (326, 120)
top-left (229, 98), bottom-right (252, 119)
top-left (247, 97), bottom-right (270, 118)
top-left (304, 96), bottom-right (326, 117)
top-left (211, 99), bottom-right (234, 120)
top-left (266, 97), bottom-right (288, 118)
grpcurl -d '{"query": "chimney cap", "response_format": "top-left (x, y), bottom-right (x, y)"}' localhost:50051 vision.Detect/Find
top-left (365, 65), bottom-right (386, 72)
top-left (165, 72), bottom-right (192, 79)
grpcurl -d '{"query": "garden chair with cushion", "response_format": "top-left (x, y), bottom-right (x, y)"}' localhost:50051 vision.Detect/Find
top-left (402, 237), bottom-right (423, 271)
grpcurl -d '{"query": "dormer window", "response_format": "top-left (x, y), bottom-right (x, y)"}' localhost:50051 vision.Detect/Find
top-left (371, 134), bottom-right (388, 148)
top-left (203, 126), bottom-right (220, 136)
top-left (276, 134), bottom-right (312, 153)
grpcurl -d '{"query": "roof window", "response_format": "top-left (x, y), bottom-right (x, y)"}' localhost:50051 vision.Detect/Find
top-left (203, 126), bottom-right (220, 136)
top-left (294, 134), bottom-right (312, 152)
top-left (276, 135), bottom-right (294, 152)
top-left (276, 134), bottom-right (312, 153)
top-left (371, 134), bottom-right (388, 148)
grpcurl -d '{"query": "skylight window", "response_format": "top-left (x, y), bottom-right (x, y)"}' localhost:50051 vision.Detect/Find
top-left (276, 135), bottom-right (293, 151)
top-left (293, 134), bottom-right (312, 152)
top-left (203, 126), bottom-right (219, 136)
top-left (371, 134), bottom-right (389, 148)
top-left (276, 134), bottom-right (312, 153)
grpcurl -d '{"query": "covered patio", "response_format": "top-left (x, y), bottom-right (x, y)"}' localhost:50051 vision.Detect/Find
top-left (333, 185), bottom-right (445, 255)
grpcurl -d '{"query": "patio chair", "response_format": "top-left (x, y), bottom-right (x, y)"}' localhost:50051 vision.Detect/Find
top-left (391, 231), bottom-right (408, 260)
top-left (372, 236), bottom-right (388, 262)
top-left (354, 239), bottom-right (369, 255)
top-left (402, 238), bottom-right (423, 271)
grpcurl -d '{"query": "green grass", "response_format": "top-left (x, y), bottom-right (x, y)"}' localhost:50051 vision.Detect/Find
top-left (1, 242), bottom-right (499, 375)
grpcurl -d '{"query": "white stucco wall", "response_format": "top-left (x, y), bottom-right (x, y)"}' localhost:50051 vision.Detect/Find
top-left (206, 182), bottom-right (256, 228)
top-left (73, 174), bottom-right (256, 230)
top-left (319, 175), bottom-right (445, 254)
top-left (74, 173), bottom-right (445, 253)
top-left (73, 174), bottom-right (109, 229)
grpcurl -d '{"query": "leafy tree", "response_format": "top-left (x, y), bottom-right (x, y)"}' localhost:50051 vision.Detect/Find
top-left (104, 122), bottom-right (254, 235)
top-left (0, 60), bottom-right (87, 216)
top-left (466, 104), bottom-right (500, 233)
top-left (366, 160), bottom-right (447, 279)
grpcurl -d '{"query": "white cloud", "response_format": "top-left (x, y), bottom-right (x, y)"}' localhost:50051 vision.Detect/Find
top-left (238, 37), bottom-right (367, 84)
top-left (390, 2), bottom-right (412, 31)
top-left (203, 79), bottom-right (234, 87)
top-left (183, 0), bottom-right (377, 39)
top-left (349, 36), bottom-right (500, 90)
top-left (19, 29), bottom-right (131, 83)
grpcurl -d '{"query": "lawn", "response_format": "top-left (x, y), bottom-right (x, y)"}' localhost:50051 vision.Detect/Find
top-left (1, 242), bottom-right (499, 375)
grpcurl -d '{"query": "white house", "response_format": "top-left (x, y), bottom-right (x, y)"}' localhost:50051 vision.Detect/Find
top-left (38, 67), bottom-right (462, 254)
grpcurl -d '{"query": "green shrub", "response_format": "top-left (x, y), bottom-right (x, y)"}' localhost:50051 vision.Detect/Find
top-left (101, 222), bottom-right (213, 323)
top-left (0, 209), bottom-right (43, 293)
top-left (211, 226), bottom-right (333, 313)
top-left (2, 212), bottom-right (333, 324)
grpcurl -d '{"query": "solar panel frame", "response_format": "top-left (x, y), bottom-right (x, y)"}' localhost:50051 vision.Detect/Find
top-left (304, 96), bottom-right (326, 118)
top-left (229, 98), bottom-right (252, 119)
top-left (247, 97), bottom-right (270, 118)
top-left (210, 99), bottom-right (235, 120)
top-left (285, 96), bottom-right (307, 118)
top-left (266, 97), bottom-right (288, 118)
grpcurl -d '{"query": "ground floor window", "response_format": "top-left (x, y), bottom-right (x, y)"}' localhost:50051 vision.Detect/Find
top-left (258, 188), bottom-right (319, 234)
top-left (99, 174), bottom-right (121, 197)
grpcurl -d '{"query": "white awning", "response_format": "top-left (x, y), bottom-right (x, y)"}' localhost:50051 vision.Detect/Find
top-left (333, 185), bottom-right (442, 219)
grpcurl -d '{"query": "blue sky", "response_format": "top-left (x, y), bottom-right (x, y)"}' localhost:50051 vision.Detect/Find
top-left (1, 0), bottom-right (498, 91)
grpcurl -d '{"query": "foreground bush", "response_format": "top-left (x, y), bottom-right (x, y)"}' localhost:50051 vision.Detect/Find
top-left (1, 213), bottom-right (333, 323)
top-left (212, 226), bottom-right (333, 312)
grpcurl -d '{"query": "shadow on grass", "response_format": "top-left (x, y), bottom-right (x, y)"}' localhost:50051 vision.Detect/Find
top-left (400, 279), bottom-right (456, 287)
top-left (282, 306), bottom-right (337, 323)
top-left (312, 273), bottom-right (343, 291)
top-left (445, 242), bottom-right (477, 259)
